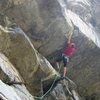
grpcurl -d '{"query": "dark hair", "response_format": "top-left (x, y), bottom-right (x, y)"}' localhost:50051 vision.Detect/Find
top-left (71, 43), bottom-right (75, 48)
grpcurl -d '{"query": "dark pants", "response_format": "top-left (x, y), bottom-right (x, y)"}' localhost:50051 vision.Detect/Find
top-left (56, 54), bottom-right (69, 67)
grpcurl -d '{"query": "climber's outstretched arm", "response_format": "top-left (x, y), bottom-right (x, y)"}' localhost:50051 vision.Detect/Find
top-left (68, 32), bottom-right (73, 43)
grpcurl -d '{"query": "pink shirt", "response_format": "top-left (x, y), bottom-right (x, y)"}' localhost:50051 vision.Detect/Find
top-left (63, 42), bottom-right (75, 57)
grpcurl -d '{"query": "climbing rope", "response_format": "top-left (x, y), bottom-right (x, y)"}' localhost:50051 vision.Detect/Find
top-left (33, 63), bottom-right (62, 100)
top-left (32, 62), bottom-right (77, 100)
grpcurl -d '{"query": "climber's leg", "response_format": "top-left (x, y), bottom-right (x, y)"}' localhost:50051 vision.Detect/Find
top-left (56, 54), bottom-right (63, 70)
top-left (63, 56), bottom-right (69, 77)
top-left (63, 67), bottom-right (67, 77)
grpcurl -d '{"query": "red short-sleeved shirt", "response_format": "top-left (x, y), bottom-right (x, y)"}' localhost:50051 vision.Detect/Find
top-left (63, 42), bottom-right (76, 57)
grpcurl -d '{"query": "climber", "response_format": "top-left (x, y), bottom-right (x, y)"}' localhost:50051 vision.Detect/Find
top-left (56, 32), bottom-right (76, 78)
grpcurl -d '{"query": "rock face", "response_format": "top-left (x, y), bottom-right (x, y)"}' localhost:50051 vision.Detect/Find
top-left (0, 0), bottom-right (100, 100)
top-left (0, 53), bottom-right (34, 100)
top-left (0, 26), bottom-right (58, 97)
top-left (44, 78), bottom-right (81, 100)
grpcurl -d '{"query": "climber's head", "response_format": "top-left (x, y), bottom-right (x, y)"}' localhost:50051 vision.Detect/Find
top-left (71, 43), bottom-right (75, 48)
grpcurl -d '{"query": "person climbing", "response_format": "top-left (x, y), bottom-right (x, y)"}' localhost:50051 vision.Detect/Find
top-left (56, 32), bottom-right (76, 78)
